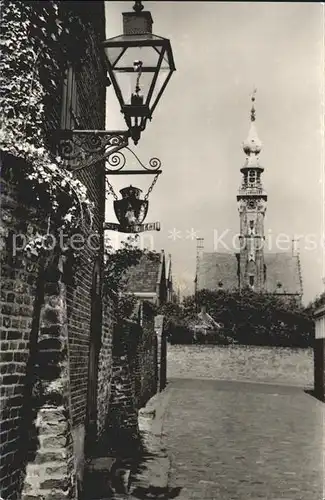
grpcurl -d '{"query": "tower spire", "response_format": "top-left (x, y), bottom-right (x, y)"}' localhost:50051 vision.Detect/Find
top-left (243, 89), bottom-right (262, 162)
top-left (237, 91), bottom-right (267, 292)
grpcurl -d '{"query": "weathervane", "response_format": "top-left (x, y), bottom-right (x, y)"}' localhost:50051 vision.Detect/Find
top-left (250, 88), bottom-right (257, 122)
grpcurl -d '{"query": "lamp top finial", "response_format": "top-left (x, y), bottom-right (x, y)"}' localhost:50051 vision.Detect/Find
top-left (133, 0), bottom-right (144, 13)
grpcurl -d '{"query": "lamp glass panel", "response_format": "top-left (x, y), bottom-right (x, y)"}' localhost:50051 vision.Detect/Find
top-left (146, 68), bottom-right (171, 112)
top-left (104, 46), bottom-right (126, 66)
top-left (107, 45), bottom-right (171, 107)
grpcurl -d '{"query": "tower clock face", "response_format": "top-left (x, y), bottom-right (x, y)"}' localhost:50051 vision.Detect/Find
top-left (248, 200), bottom-right (256, 209)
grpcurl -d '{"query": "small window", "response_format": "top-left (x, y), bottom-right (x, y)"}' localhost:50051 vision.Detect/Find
top-left (249, 275), bottom-right (254, 286)
top-left (61, 65), bottom-right (80, 130)
top-left (249, 171), bottom-right (256, 184)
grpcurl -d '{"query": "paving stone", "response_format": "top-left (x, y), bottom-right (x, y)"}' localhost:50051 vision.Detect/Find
top-left (164, 378), bottom-right (324, 500)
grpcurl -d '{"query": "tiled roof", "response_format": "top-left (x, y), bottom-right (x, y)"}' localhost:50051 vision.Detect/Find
top-left (125, 253), bottom-right (162, 294)
top-left (264, 253), bottom-right (302, 295)
top-left (197, 251), bottom-right (302, 296)
top-left (197, 252), bottom-right (239, 291)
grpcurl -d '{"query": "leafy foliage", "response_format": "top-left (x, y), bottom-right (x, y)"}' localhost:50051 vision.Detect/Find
top-left (103, 236), bottom-right (159, 319)
top-left (0, 1), bottom-right (93, 257)
top-left (305, 291), bottom-right (325, 317)
top-left (167, 289), bottom-right (314, 347)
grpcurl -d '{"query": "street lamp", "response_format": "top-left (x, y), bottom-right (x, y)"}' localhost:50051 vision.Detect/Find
top-left (56, 0), bottom-right (175, 233)
top-left (56, 0), bottom-right (175, 170)
top-left (103, 0), bottom-right (175, 145)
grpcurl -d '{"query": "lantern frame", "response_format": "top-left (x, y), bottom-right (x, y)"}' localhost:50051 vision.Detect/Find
top-left (102, 33), bottom-right (175, 144)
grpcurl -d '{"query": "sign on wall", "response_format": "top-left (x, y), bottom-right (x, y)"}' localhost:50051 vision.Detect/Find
top-left (104, 222), bottom-right (160, 233)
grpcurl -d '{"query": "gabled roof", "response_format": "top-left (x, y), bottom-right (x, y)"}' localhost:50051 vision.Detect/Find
top-left (197, 252), bottom-right (239, 292)
top-left (125, 251), bottom-right (165, 294)
top-left (264, 253), bottom-right (302, 295)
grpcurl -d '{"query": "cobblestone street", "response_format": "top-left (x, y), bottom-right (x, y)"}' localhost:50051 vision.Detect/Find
top-left (163, 378), bottom-right (324, 500)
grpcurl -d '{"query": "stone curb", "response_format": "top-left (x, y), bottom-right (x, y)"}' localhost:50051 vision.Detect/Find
top-left (127, 388), bottom-right (173, 497)
top-left (83, 389), bottom-right (172, 500)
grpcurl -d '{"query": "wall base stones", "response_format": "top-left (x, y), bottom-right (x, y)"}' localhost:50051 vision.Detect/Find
top-left (21, 268), bottom-right (75, 500)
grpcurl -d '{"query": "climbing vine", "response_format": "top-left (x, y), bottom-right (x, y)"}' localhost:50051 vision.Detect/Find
top-left (0, 0), bottom-right (94, 257)
top-left (104, 236), bottom-right (160, 319)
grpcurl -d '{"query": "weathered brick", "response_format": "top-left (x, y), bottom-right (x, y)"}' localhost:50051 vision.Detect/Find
top-left (1, 351), bottom-right (13, 362)
top-left (7, 330), bottom-right (23, 340)
top-left (7, 293), bottom-right (15, 303)
top-left (32, 450), bottom-right (67, 464)
top-left (41, 434), bottom-right (69, 448)
top-left (40, 478), bottom-right (69, 490)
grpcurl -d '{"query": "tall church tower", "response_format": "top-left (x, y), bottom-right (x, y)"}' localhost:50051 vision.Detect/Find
top-left (237, 91), bottom-right (267, 291)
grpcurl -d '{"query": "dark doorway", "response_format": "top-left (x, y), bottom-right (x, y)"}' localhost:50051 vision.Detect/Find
top-left (85, 260), bottom-right (101, 457)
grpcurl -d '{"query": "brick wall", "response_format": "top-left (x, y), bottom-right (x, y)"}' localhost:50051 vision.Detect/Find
top-left (314, 306), bottom-right (325, 402)
top-left (155, 315), bottom-right (167, 392)
top-left (96, 296), bottom-right (114, 438)
top-left (22, 270), bottom-right (75, 500)
top-left (0, 179), bottom-right (46, 500)
top-left (0, 2), bottom-right (115, 498)
top-left (108, 320), bottom-right (140, 437)
top-left (136, 303), bottom-right (158, 408)
top-left (314, 339), bottom-right (325, 401)
top-left (107, 303), bottom-right (159, 455)
top-left (63, 1), bottom-right (107, 435)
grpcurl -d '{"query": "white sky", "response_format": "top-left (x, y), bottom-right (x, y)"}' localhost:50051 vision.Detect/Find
top-left (104, 1), bottom-right (324, 304)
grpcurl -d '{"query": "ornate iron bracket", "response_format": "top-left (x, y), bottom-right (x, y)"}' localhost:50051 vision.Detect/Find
top-left (106, 146), bottom-right (162, 175)
top-left (55, 130), bottom-right (130, 171)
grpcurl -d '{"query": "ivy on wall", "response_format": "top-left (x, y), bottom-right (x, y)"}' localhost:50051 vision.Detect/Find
top-left (0, 0), bottom-right (94, 256)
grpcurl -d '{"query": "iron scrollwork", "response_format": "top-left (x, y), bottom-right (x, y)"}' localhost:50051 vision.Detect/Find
top-left (56, 130), bottom-right (129, 170)
top-left (106, 146), bottom-right (162, 174)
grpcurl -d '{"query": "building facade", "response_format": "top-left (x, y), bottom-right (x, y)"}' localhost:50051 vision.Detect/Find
top-left (1, 3), bottom-right (167, 499)
top-left (196, 95), bottom-right (303, 302)
top-left (0, 2), bottom-right (111, 499)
